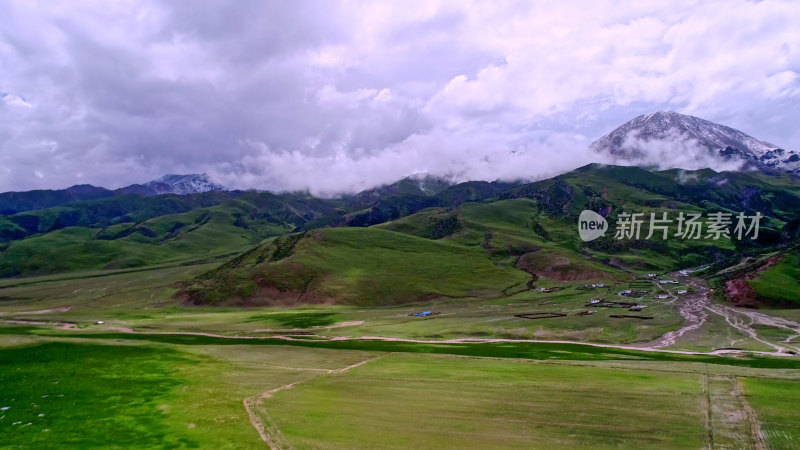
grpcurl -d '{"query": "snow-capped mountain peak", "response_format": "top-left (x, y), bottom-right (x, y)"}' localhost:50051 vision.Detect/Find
top-left (591, 111), bottom-right (799, 173)
top-left (144, 174), bottom-right (226, 195)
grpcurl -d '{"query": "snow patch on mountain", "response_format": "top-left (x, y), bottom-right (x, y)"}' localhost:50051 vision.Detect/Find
top-left (144, 174), bottom-right (226, 195)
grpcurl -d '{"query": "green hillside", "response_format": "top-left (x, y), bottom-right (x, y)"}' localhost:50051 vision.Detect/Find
top-left (184, 227), bottom-right (531, 306)
top-left (0, 191), bottom-right (349, 277)
top-left (747, 250), bottom-right (800, 305)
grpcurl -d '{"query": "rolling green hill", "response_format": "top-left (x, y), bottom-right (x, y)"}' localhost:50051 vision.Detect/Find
top-left (0, 192), bottom-right (345, 277)
top-left (748, 250), bottom-right (800, 305)
top-left (183, 227), bottom-right (531, 306)
top-left (0, 177), bottom-right (518, 278)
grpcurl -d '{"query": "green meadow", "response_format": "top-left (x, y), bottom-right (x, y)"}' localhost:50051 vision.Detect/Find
top-left (2, 335), bottom-right (799, 449)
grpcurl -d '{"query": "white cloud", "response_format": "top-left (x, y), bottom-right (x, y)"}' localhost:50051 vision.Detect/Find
top-left (612, 129), bottom-right (747, 172)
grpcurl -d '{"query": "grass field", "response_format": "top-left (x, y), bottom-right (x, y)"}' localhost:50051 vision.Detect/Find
top-left (0, 338), bottom-right (375, 449)
top-left (259, 353), bottom-right (800, 449)
top-left (0, 262), bottom-right (715, 348)
top-left (261, 353), bottom-right (707, 448)
top-left (2, 334), bottom-right (799, 449)
top-left (742, 377), bottom-right (800, 449)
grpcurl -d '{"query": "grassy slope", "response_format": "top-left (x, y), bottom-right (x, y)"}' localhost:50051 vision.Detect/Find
top-left (6, 163), bottom-right (800, 309)
top-left (379, 165), bottom-right (773, 280)
top-left (748, 251), bottom-right (800, 305)
top-left (0, 190), bottom-right (348, 277)
top-left (190, 227), bottom-right (531, 306)
top-left (188, 165), bottom-right (800, 306)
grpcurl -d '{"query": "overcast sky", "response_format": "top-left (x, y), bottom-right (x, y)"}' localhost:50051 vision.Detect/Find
top-left (1, 0), bottom-right (799, 194)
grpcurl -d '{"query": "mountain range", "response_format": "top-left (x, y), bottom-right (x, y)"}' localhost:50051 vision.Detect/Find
top-left (4, 111), bottom-right (798, 218)
top-left (0, 173), bottom-right (225, 215)
top-left (2, 111), bottom-right (800, 309)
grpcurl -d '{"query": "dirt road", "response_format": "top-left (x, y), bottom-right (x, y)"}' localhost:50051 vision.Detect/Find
top-left (243, 356), bottom-right (381, 449)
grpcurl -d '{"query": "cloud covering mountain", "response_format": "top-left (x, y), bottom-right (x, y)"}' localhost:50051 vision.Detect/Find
top-left (1, 1), bottom-right (799, 194)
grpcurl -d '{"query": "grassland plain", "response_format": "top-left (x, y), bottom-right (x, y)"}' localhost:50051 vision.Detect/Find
top-left (0, 263), bottom-right (788, 354)
top-left (0, 263), bottom-right (732, 349)
top-left (1, 331), bottom-right (800, 449)
top-left (257, 353), bottom-right (800, 449)
top-left (0, 337), bottom-right (376, 449)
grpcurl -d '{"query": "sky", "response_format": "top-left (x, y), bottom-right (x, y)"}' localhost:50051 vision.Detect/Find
top-left (1, 0), bottom-right (799, 195)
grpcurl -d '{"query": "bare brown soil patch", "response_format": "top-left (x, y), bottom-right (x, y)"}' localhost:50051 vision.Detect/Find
top-left (609, 314), bottom-right (654, 320)
top-left (516, 252), bottom-right (605, 281)
top-left (514, 312), bottom-right (567, 319)
top-left (724, 279), bottom-right (758, 308)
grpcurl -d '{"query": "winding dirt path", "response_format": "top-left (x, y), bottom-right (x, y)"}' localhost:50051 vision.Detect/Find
top-left (0, 306), bottom-right (72, 316)
top-left (243, 356), bottom-right (381, 449)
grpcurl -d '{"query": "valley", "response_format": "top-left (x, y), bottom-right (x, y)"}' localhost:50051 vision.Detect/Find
top-left (3, 247), bottom-right (800, 448)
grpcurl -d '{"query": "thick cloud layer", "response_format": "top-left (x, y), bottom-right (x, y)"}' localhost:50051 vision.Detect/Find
top-left (1, 0), bottom-right (799, 194)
